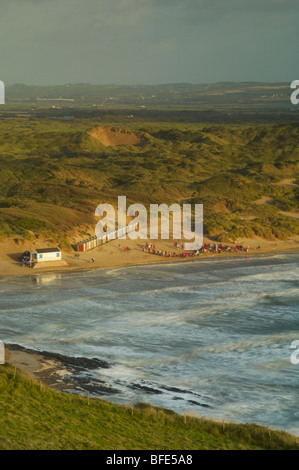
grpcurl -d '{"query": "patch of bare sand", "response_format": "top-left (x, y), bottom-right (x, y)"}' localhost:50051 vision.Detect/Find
top-left (253, 195), bottom-right (299, 219)
top-left (253, 196), bottom-right (275, 205)
top-left (88, 126), bottom-right (143, 147)
top-left (272, 179), bottom-right (298, 188)
top-left (32, 260), bottom-right (69, 269)
top-left (277, 210), bottom-right (299, 220)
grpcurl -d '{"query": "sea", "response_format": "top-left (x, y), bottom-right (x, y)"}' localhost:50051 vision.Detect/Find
top-left (0, 252), bottom-right (298, 435)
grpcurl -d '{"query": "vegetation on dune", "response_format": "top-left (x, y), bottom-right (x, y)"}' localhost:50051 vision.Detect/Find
top-left (0, 363), bottom-right (298, 450)
top-left (0, 119), bottom-right (298, 244)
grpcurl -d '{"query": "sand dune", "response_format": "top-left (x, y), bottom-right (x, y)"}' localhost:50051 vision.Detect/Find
top-left (88, 126), bottom-right (143, 147)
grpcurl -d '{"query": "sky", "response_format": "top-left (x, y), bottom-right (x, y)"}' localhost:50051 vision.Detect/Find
top-left (0, 0), bottom-right (298, 85)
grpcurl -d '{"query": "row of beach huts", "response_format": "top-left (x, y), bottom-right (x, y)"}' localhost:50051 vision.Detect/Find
top-left (74, 221), bottom-right (139, 252)
top-left (19, 222), bottom-right (140, 267)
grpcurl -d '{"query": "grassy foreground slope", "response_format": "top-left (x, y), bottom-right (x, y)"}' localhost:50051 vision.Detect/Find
top-left (0, 120), bottom-right (298, 245)
top-left (0, 363), bottom-right (298, 450)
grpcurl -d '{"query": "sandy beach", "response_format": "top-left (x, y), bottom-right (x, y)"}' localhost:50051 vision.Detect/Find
top-left (1, 234), bottom-right (299, 278)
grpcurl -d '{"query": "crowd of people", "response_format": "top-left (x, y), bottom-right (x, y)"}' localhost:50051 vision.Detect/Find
top-left (142, 241), bottom-right (250, 258)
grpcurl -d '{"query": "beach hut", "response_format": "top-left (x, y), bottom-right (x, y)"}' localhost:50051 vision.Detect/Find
top-left (76, 241), bottom-right (85, 252)
top-left (30, 248), bottom-right (62, 264)
top-left (79, 240), bottom-right (86, 252)
top-left (73, 221), bottom-right (140, 255)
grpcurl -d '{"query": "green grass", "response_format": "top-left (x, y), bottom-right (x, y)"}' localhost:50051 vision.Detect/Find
top-left (0, 119), bottom-right (298, 244)
top-left (0, 363), bottom-right (298, 450)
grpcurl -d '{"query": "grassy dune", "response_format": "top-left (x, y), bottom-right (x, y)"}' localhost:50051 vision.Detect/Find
top-left (0, 120), bottom-right (298, 245)
top-left (0, 363), bottom-right (298, 450)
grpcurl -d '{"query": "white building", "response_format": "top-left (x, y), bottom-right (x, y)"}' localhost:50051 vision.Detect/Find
top-left (30, 248), bottom-right (62, 264)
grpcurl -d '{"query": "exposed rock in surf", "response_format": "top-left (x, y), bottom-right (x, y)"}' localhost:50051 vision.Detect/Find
top-left (7, 343), bottom-right (110, 370)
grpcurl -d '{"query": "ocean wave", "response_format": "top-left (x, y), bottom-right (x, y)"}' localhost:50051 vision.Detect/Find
top-left (1, 253), bottom-right (299, 435)
top-left (123, 331), bottom-right (298, 367)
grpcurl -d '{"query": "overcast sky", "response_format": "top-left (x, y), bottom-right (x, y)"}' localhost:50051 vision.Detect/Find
top-left (1, 0), bottom-right (298, 85)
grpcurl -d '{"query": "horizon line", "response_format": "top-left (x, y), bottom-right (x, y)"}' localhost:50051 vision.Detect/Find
top-left (5, 80), bottom-right (293, 88)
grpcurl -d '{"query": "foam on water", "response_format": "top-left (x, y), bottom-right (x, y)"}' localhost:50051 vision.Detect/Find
top-left (0, 252), bottom-right (299, 434)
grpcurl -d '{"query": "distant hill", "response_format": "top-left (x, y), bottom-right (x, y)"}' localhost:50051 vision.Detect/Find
top-left (5, 82), bottom-right (295, 108)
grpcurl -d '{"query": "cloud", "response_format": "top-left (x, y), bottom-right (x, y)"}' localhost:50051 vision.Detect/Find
top-left (152, 0), bottom-right (299, 10)
top-left (0, 0), bottom-right (151, 33)
top-left (1, 0), bottom-right (298, 32)
top-left (2, 0), bottom-right (298, 5)
top-left (0, 0), bottom-right (298, 84)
